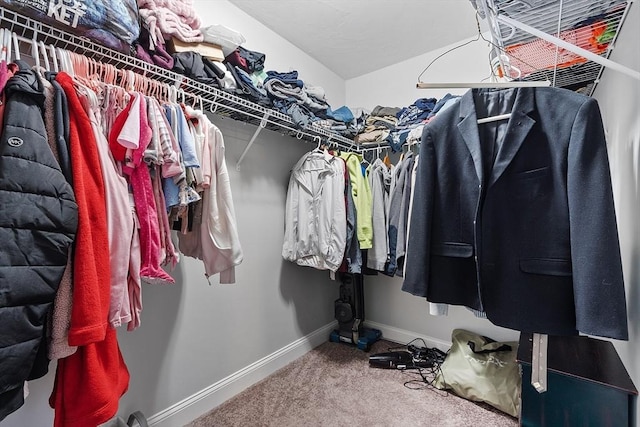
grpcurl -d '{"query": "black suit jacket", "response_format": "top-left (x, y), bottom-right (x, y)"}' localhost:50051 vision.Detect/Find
top-left (402, 87), bottom-right (628, 340)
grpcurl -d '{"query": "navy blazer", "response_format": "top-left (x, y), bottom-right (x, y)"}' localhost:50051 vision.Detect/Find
top-left (402, 87), bottom-right (628, 340)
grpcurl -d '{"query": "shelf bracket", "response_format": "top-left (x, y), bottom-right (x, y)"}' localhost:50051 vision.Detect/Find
top-left (531, 333), bottom-right (548, 393)
top-left (236, 111), bottom-right (270, 170)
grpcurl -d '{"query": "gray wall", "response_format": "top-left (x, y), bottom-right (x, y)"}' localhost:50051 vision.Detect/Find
top-left (1, 118), bottom-right (339, 426)
top-left (116, 116), bottom-right (339, 417)
top-left (593, 5), bottom-right (640, 425)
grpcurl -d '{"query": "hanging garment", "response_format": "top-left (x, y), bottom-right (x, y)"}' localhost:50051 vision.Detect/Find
top-left (341, 158), bottom-right (362, 274)
top-left (76, 83), bottom-right (136, 328)
top-left (37, 71), bottom-right (77, 361)
top-left (146, 98), bottom-right (181, 269)
top-left (51, 72), bottom-right (129, 427)
top-left (339, 152), bottom-right (373, 250)
top-left (367, 158), bottom-right (393, 271)
top-left (394, 152), bottom-right (416, 276)
top-left (111, 95), bottom-right (174, 285)
top-left (0, 64), bottom-right (78, 422)
top-left (178, 109), bottom-right (243, 283)
top-left (386, 151), bottom-right (414, 276)
top-left (127, 216), bottom-right (143, 331)
top-left (402, 87), bottom-right (628, 340)
top-left (162, 103), bottom-right (201, 211)
top-left (282, 149), bottom-right (347, 272)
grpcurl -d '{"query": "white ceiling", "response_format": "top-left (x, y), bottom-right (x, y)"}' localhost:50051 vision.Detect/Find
top-left (227, 0), bottom-right (481, 79)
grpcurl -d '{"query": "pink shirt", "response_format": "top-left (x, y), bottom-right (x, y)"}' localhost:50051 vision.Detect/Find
top-left (77, 84), bottom-right (135, 328)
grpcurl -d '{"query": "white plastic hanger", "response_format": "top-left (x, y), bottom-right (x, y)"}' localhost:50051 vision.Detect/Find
top-left (31, 36), bottom-right (40, 68)
top-left (49, 44), bottom-right (58, 72)
top-left (7, 29), bottom-right (16, 62)
top-left (38, 41), bottom-right (50, 71)
top-left (57, 47), bottom-right (73, 74)
top-left (12, 32), bottom-right (21, 61)
top-left (0, 29), bottom-right (7, 62)
top-left (477, 113), bottom-right (512, 124)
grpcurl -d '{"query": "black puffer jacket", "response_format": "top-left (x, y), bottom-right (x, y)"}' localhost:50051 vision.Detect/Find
top-left (0, 65), bottom-right (78, 421)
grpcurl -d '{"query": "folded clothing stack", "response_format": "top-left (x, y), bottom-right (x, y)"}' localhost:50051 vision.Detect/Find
top-left (263, 70), bottom-right (334, 128)
top-left (136, 0), bottom-right (203, 69)
top-left (354, 106), bottom-right (400, 145)
top-left (138, 0), bottom-right (203, 46)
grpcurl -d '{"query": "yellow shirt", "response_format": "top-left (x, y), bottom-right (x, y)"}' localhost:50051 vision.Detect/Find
top-left (340, 152), bottom-right (373, 249)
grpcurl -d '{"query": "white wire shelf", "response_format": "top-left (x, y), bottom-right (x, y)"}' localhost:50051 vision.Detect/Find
top-left (493, 0), bottom-right (628, 45)
top-left (479, 0), bottom-right (635, 95)
top-left (0, 6), bottom-right (360, 153)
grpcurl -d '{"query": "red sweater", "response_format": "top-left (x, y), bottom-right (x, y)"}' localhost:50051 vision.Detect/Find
top-left (50, 73), bottom-right (129, 427)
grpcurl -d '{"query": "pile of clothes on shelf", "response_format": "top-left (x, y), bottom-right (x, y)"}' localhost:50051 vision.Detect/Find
top-left (135, 0), bottom-right (204, 69)
top-left (353, 95), bottom-right (461, 151)
top-left (168, 38), bottom-right (359, 134)
top-left (128, 4), bottom-right (461, 146)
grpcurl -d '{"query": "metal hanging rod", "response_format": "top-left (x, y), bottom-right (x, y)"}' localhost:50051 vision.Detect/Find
top-left (417, 81), bottom-right (551, 89)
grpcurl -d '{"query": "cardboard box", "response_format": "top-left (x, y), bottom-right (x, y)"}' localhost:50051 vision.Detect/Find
top-left (168, 38), bottom-right (225, 62)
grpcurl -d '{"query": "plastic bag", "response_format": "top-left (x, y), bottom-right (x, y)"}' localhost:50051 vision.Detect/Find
top-left (201, 24), bottom-right (246, 56)
top-left (434, 329), bottom-right (521, 417)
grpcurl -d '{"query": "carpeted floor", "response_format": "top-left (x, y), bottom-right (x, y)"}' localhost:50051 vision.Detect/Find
top-left (186, 339), bottom-right (518, 427)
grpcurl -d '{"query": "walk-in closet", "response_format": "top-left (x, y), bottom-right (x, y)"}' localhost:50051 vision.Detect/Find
top-left (1, 1), bottom-right (639, 426)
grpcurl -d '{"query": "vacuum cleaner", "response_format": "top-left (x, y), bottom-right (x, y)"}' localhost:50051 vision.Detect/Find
top-left (329, 273), bottom-right (381, 351)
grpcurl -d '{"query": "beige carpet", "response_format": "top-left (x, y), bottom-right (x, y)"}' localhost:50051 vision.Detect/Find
top-left (186, 339), bottom-right (518, 427)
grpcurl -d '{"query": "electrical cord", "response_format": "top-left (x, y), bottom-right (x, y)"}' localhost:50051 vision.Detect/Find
top-left (385, 339), bottom-right (449, 391)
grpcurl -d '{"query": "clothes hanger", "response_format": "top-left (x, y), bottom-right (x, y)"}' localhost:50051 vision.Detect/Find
top-left (178, 88), bottom-right (185, 105)
top-left (476, 113), bottom-right (512, 124)
top-left (416, 13), bottom-right (551, 89)
top-left (1, 29), bottom-right (8, 62)
top-left (209, 98), bottom-right (219, 114)
top-left (312, 136), bottom-right (323, 153)
top-left (11, 32), bottom-right (21, 62)
top-left (151, 80), bottom-right (158, 100)
top-left (38, 41), bottom-right (50, 71)
top-left (107, 64), bottom-right (117, 85)
top-left (49, 44), bottom-right (58, 72)
top-left (69, 52), bottom-right (82, 77)
top-left (148, 79), bottom-right (156, 99)
top-left (7, 30), bottom-right (16, 63)
top-left (162, 83), bottom-right (170, 104)
top-left (55, 47), bottom-right (67, 73)
top-left (30, 36), bottom-right (41, 68)
top-left (61, 48), bottom-right (73, 75)
top-left (383, 148), bottom-right (392, 169)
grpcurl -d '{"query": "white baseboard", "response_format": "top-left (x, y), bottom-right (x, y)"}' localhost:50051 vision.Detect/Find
top-left (147, 320), bottom-right (448, 427)
top-left (147, 321), bottom-right (337, 427)
top-left (364, 320), bottom-right (452, 353)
